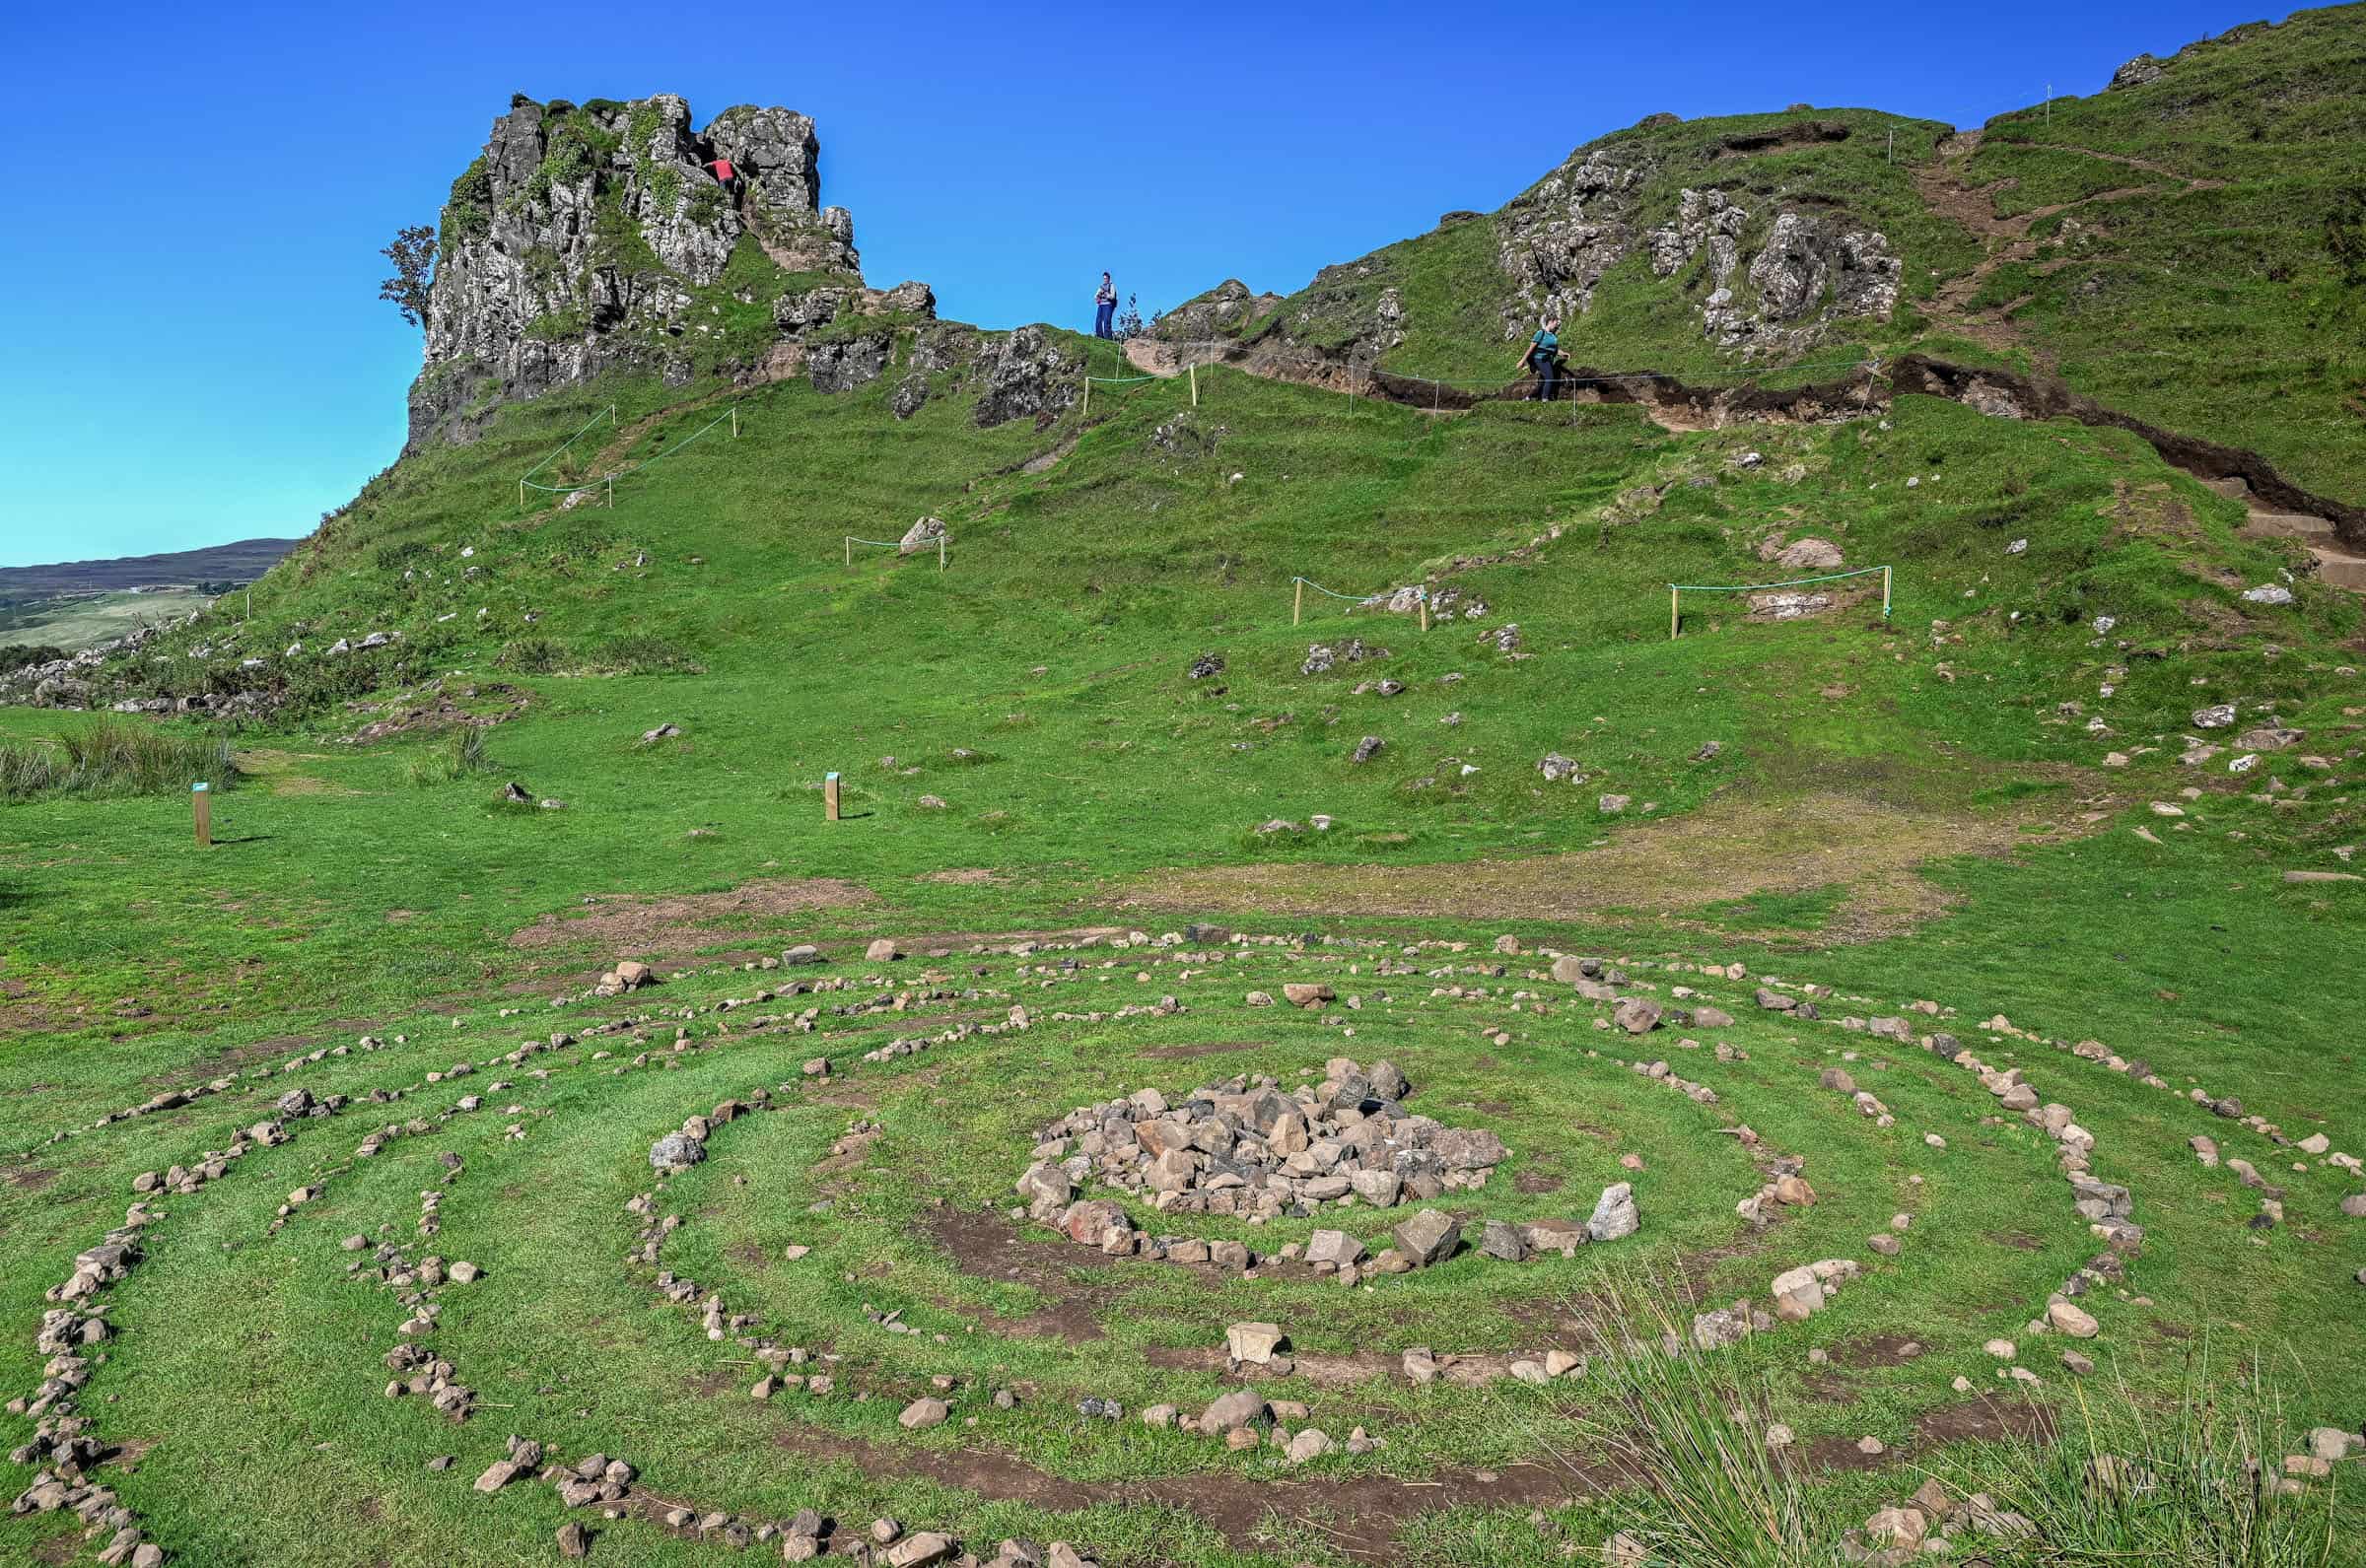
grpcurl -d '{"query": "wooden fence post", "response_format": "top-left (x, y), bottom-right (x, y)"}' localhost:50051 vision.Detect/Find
top-left (844, 537), bottom-right (852, 567)
top-left (1292, 579), bottom-right (1303, 627)
top-left (824, 772), bottom-right (841, 822)
top-left (1082, 378), bottom-right (1090, 418)
top-left (731, 405), bottom-right (738, 439)
top-left (192, 782), bottom-right (212, 847)
top-left (1189, 363), bottom-right (1198, 407)
top-left (939, 533), bottom-right (946, 571)
top-left (1883, 566), bottom-right (1893, 617)
top-left (1670, 587), bottom-right (1680, 641)
top-left (1418, 591), bottom-right (1428, 634)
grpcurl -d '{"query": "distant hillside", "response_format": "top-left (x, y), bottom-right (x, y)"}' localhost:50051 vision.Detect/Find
top-left (0, 537), bottom-right (301, 595)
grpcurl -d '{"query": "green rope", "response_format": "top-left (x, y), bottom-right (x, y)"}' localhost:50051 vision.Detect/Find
top-left (1295, 577), bottom-right (1425, 603)
top-left (1668, 567), bottom-right (1888, 591)
top-left (519, 404), bottom-right (615, 484)
top-left (617, 406), bottom-right (735, 481)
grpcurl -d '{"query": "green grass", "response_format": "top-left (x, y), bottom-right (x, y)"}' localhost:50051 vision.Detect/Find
top-left (0, 715), bottom-right (234, 801)
top-left (9, 31), bottom-right (2366, 1563)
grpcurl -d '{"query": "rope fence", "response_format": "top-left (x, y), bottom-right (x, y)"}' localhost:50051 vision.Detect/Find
top-left (518, 403), bottom-right (616, 499)
top-left (1079, 340), bottom-right (1880, 421)
top-left (1293, 577), bottom-right (1429, 631)
top-left (845, 532), bottom-right (947, 569)
top-left (515, 403), bottom-right (741, 509)
top-left (1667, 565), bottom-right (1892, 639)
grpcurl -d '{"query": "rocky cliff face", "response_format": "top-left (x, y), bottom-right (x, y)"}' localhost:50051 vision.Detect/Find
top-left (410, 93), bottom-right (926, 445)
top-left (1504, 139), bottom-right (1899, 357)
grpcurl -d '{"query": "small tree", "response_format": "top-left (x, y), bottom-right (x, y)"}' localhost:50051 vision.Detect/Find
top-left (378, 224), bottom-right (438, 330)
top-left (1115, 292), bottom-right (1147, 340)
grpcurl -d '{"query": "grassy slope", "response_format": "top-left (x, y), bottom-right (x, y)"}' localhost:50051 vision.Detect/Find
top-left (1229, 105), bottom-right (1973, 384)
top-left (7, 34), bottom-right (2366, 1561)
top-left (1964, 4), bottom-right (2366, 504)
top-left (1212, 6), bottom-right (2365, 504)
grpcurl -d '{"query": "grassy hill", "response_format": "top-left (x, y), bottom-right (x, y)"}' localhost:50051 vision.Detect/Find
top-left (4, 19), bottom-right (2366, 1568)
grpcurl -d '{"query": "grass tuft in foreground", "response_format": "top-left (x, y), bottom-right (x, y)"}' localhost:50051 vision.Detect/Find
top-left (1944, 1347), bottom-right (2339, 1568)
top-left (0, 716), bottom-right (234, 801)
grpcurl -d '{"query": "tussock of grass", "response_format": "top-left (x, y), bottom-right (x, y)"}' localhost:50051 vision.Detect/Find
top-left (403, 725), bottom-right (498, 786)
top-left (1942, 1349), bottom-right (2339, 1568)
top-left (0, 717), bottom-right (234, 801)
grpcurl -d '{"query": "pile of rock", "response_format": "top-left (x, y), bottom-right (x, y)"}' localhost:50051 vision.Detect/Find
top-left (1148, 1385), bottom-right (1380, 1464)
top-left (1842, 1477), bottom-right (2036, 1565)
top-left (1300, 638), bottom-right (1387, 676)
top-left (595, 959), bottom-right (657, 997)
top-left (1020, 1059), bottom-right (1501, 1222)
top-left (1018, 1063), bottom-right (1643, 1278)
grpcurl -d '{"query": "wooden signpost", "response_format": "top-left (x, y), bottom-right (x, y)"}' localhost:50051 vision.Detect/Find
top-left (824, 772), bottom-right (841, 822)
top-left (192, 781), bottom-right (212, 847)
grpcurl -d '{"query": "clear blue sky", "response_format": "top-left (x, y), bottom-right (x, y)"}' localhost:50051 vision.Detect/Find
top-left (0, 0), bottom-right (2291, 569)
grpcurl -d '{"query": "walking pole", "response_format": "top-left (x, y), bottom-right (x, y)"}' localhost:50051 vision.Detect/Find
top-left (1293, 579), bottom-right (1303, 627)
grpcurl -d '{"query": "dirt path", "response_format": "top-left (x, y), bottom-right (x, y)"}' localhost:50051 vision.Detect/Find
top-left (1123, 779), bottom-right (2106, 943)
top-left (1911, 132), bottom-right (2223, 373)
top-left (2205, 476), bottom-right (2366, 592)
top-left (765, 1423), bottom-right (1608, 1561)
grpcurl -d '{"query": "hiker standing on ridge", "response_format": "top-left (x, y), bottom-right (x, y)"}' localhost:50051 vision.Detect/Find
top-left (1094, 272), bottom-right (1117, 340)
top-left (1515, 313), bottom-right (1563, 402)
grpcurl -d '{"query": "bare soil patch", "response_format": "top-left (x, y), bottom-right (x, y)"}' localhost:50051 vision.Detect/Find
top-left (916, 868), bottom-right (1000, 884)
top-left (925, 1207), bottom-right (1118, 1342)
top-left (4, 1161), bottom-right (59, 1192)
top-left (767, 1421), bottom-right (1604, 1559)
top-left (1916, 1396), bottom-right (2054, 1447)
top-left (1139, 1041), bottom-right (1265, 1060)
top-left (1795, 1434), bottom-right (1894, 1472)
top-left (1143, 1344), bottom-right (1400, 1389)
top-left (1129, 783), bottom-right (2092, 942)
top-left (506, 879), bottom-right (875, 952)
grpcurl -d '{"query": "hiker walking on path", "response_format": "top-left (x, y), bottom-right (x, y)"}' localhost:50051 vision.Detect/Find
top-left (1094, 272), bottom-right (1117, 340)
top-left (1514, 314), bottom-right (1563, 401)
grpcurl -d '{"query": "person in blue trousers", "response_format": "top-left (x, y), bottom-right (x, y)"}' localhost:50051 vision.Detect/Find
top-left (1515, 313), bottom-right (1563, 401)
top-left (1093, 273), bottom-right (1117, 340)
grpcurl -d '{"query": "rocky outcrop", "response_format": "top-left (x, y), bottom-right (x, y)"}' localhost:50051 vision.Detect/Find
top-left (410, 94), bottom-right (927, 445)
top-left (1496, 148), bottom-right (1648, 334)
top-left (1149, 279), bottom-right (1283, 344)
top-left (1648, 191), bottom-right (1899, 356)
top-left (2107, 54), bottom-right (2166, 91)
top-left (970, 326), bottom-right (1081, 429)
